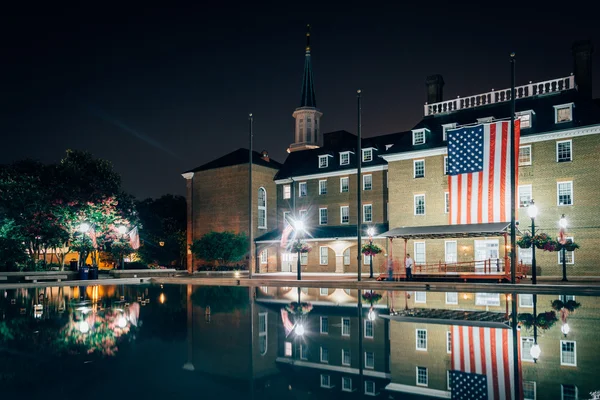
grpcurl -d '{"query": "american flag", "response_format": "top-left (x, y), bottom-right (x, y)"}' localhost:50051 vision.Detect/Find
top-left (450, 326), bottom-right (521, 400)
top-left (128, 226), bottom-right (140, 250)
top-left (280, 308), bottom-right (294, 336)
top-left (447, 120), bottom-right (520, 225)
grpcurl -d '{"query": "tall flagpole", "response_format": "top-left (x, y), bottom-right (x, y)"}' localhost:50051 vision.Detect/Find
top-left (510, 53), bottom-right (516, 285)
top-left (248, 113), bottom-right (254, 279)
top-left (357, 89), bottom-right (362, 281)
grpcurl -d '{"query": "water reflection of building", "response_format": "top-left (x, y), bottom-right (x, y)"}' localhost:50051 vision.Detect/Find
top-left (384, 291), bottom-right (599, 399)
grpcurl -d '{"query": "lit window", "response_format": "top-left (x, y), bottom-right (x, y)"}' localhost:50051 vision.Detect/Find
top-left (320, 316), bottom-right (328, 334)
top-left (416, 366), bottom-right (428, 386)
top-left (343, 248), bottom-right (350, 266)
top-left (319, 208), bottom-right (327, 225)
top-left (340, 152), bottom-right (350, 165)
top-left (258, 313), bottom-right (267, 355)
top-left (319, 155), bottom-right (328, 168)
top-left (363, 204), bottom-right (372, 223)
top-left (342, 377), bottom-right (352, 392)
top-left (414, 160), bottom-right (425, 178)
top-left (364, 319), bottom-right (374, 338)
top-left (521, 337), bottom-right (534, 362)
top-left (320, 346), bottom-right (329, 363)
top-left (477, 116), bottom-right (494, 123)
top-left (445, 241), bottom-right (457, 263)
top-left (363, 253), bottom-right (371, 265)
top-left (519, 247), bottom-right (532, 265)
top-left (414, 194), bottom-right (425, 215)
top-left (554, 103), bottom-right (573, 123)
top-left (557, 181), bottom-right (573, 206)
top-left (444, 156), bottom-right (449, 175)
top-left (447, 331), bottom-right (452, 354)
top-left (517, 111), bottom-right (533, 129)
top-left (442, 123), bottom-right (457, 141)
top-left (365, 381), bottom-right (376, 396)
top-left (523, 381), bottom-right (536, 400)
top-left (340, 206), bottom-right (349, 224)
top-left (519, 146), bottom-right (532, 166)
top-left (519, 185), bottom-right (532, 208)
top-left (362, 149), bottom-right (373, 162)
top-left (340, 177), bottom-right (349, 193)
top-left (342, 349), bottom-right (351, 365)
top-left (556, 140), bottom-right (572, 162)
top-left (444, 192), bottom-right (449, 214)
top-left (475, 293), bottom-right (500, 306)
top-left (260, 249), bottom-right (268, 264)
top-left (363, 174), bottom-right (372, 190)
top-left (561, 384), bottom-right (577, 400)
top-left (320, 288), bottom-right (328, 296)
top-left (519, 294), bottom-right (533, 307)
top-left (446, 292), bottom-right (458, 305)
top-left (300, 252), bottom-right (308, 265)
top-left (416, 329), bottom-right (427, 350)
top-left (258, 187), bottom-right (267, 229)
top-left (320, 374), bottom-right (331, 388)
top-left (319, 246), bottom-right (328, 265)
top-left (558, 236), bottom-right (575, 264)
top-left (414, 243), bottom-right (426, 264)
top-left (284, 341), bottom-right (292, 356)
top-left (365, 352), bottom-right (374, 369)
top-left (342, 318), bottom-right (350, 336)
top-left (299, 182), bottom-right (307, 197)
top-left (283, 184), bottom-right (291, 199)
top-left (412, 129), bottom-right (427, 145)
top-left (560, 340), bottom-right (576, 366)
top-left (319, 179), bottom-right (327, 195)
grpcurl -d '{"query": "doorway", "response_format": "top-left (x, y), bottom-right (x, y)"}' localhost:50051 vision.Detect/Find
top-left (281, 253), bottom-right (295, 272)
top-left (474, 239), bottom-right (499, 272)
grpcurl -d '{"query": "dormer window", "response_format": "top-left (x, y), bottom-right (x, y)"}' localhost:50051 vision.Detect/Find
top-left (319, 155), bottom-right (328, 168)
top-left (442, 123), bottom-right (457, 141)
top-left (362, 148), bottom-right (373, 162)
top-left (477, 117), bottom-right (494, 123)
top-left (412, 129), bottom-right (428, 145)
top-left (340, 151), bottom-right (351, 166)
top-left (554, 103), bottom-right (574, 123)
top-left (516, 110), bottom-right (534, 129)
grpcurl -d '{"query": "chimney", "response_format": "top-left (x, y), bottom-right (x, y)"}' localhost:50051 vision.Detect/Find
top-left (572, 40), bottom-right (594, 98)
top-left (260, 150), bottom-right (270, 162)
top-left (425, 74), bottom-right (445, 104)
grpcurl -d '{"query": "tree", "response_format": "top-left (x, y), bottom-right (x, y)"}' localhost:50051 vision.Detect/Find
top-left (190, 231), bottom-right (248, 267)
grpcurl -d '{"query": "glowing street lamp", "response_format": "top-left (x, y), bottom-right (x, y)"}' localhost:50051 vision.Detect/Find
top-left (118, 225), bottom-right (128, 235)
top-left (528, 200), bottom-right (538, 284)
top-left (79, 223), bottom-right (90, 233)
top-left (79, 320), bottom-right (90, 334)
top-left (295, 324), bottom-right (305, 336)
top-left (368, 307), bottom-right (376, 321)
top-left (561, 323), bottom-right (571, 337)
top-left (530, 343), bottom-right (541, 363)
top-left (117, 316), bottom-right (127, 328)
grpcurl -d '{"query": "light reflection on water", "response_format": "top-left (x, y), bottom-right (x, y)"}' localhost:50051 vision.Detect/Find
top-left (1, 284), bottom-right (599, 399)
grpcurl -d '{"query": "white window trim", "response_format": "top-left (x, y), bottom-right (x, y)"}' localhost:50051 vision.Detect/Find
top-left (523, 381), bottom-right (536, 400)
top-left (363, 174), bottom-right (372, 190)
top-left (363, 253), bottom-right (371, 265)
top-left (342, 377), bottom-right (352, 392)
top-left (340, 206), bottom-right (349, 224)
top-left (412, 128), bottom-right (428, 145)
top-left (445, 240), bottom-right (457, 263)
top-left (319, 246), bottom-right (328, 265)
top-left (519, 145), bottom-right (532, 166)
top-left (521, 336), bottom-right (535, 363)
top-left (340, 151), bottom-right (351, 165)
top-left (446, 331), bottom-right (452, 354)
top-left (475, 293), bottom-right (500, 306)
top-left (414, 242), bottom-right (426, 265)
top-left (300, 343), bottom-right (308, 360)
top-left (442, 123), bottom-right (457, 141)
top-left (363, 204), bottom-right (372, 223)
top-left (556, 181), bottom-right (573, 206)
top-left (556, 139), bottom-right (573, 162)
top-left (320, 346), bottom-right (328, 363)
top-left (318, 155), bottom-right (329, 168)
top-left (519, 294), bottom-right (534, 308)
top-left (319, 179), bottom-right (327, 195)
top-left (362, 148), bottom-right (374, 162)
top-left (416, 366), bottom-right (428, 387)
top-left (283, 184), bottom-right (291, 199)
top-left (516, 110), bottom-right (534, 129)
top-left (416, 328), bottom-right (427, 351)
top-left (519, 184), bottom-right (533, 208)
top-left (444, 192), bottom-right (449, 214)
top-left (340, 177), bottom-right (349, 193)
top-left (258, 187), bottom-right (267, 229)
top-left (558, 236), bottom-right (575, 265)
top-left (298, 182), bottom-right (307, 197)
top-left (342, 349), bottom-right (351, 366)
top-left (258, 312), bottom-right (268, 355)
top-left (364, 351), bottom-right (374, 369)
top-left (320, 374), bottom-right (332, 388)
top-left (413, 159), bottom-right (425, 178)
top-left (341, 318), bottom-right (350, 337)
top-left (364, 319), bottom-right (374, 339)
top-left (560, 340), bottom-right (577, 366)
top-left (365, 381), bottom-right (376, 396)
top-left (319, 207), bottom-right (327, 225)
top-left (561, 384), bottom-right (578, 400)
top-left (477, 116), bottom-right (494, 123)
top-left (320, 316), bottom-right (328, 334)
top-left (554, 103), bottom-right (574, 123)
top-left (284, 341), bottom-right (292, 357)
top-left (445, 292), bottom-right (458, 305)
top-left (443, 156), bottom-right (448, 175)
top-left (260, 249), bottom-right (268, 264)
top-left (414, 194), bottom-right (426, 216)
top-left (320, 288), bottom-right (328, 296)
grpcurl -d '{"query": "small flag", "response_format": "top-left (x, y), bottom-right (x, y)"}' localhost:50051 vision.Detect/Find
top-left (281, 308), bottom-right (293, 336)
top-left (128, 226), bottom-right (140, 250)
top-left (280, 216), bottom-right (294, 248)
top-left (89, 226), bottom-right (97, 248)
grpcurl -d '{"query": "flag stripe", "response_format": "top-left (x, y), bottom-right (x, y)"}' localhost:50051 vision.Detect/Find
top-left (488, 123), bottom-right (497, 222)
top-left (500, 122), bottom-right (508, 222)
top-left (466, 174), bottom-right (472, 224)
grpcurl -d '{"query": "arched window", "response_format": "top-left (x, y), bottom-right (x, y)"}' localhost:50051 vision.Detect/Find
top-left (258, 187), bottom-right (267, 229)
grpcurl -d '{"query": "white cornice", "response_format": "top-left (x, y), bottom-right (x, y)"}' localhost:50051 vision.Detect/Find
top-left (275, 165), bottom-right (388, 184)
top-left (181, 172), bottom-right (194, 180)
top-left (385, 383), bottom-right (451, 398)
top-left (382, 148), bottom-right (447, 162)
top-left (256, 235), bottom-right (387, 244)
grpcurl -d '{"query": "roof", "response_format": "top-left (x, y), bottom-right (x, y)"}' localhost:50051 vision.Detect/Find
top-left (184, 148), bottom-right (282, 173)
top-left (381, 222), bottom-right (512, 239)
top-left (382, 89), bottom-right (600, 157)
top-left (255, 222), bottom-right (389, 242)
top-left (382, 309), bottom-right (510, 329)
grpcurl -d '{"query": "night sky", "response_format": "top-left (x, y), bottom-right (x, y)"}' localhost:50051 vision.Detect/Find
top-left (2, 2), bottom-right (599, 199)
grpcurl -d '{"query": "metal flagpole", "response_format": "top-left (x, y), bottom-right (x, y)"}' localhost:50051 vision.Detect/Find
top-left (357, 89), bottom-right (362, 281)
top-left (510, 53), bottom-right (517, 284)
top-left (248, 113), bottom-right (253, 279)
top-left (511, 293), bottom-right (520, 400)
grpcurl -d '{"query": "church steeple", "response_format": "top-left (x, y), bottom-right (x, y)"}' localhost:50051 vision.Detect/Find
top-left (289, 24), bottom-right (323, 153)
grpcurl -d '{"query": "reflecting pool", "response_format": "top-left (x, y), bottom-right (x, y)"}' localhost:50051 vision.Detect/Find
top-left (1, 284), bottom-right (599, 399)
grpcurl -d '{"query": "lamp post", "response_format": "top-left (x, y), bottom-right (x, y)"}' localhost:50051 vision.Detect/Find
top-left (528, 200), bottom-right (538, 284)
top-left (295, 220), bottom-right (305, 281)
top-left (559, 214), bottom-right (568, 282)
top-left (367, 228), bottom-right (375, 279)
top-left (530, 294), bottom-right (541, 363)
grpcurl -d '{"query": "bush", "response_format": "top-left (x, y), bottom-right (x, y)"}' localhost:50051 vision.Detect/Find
top-left (196, 264), bottom-right (245, 272)
top-left (123, 261), bottom-right (149, 270)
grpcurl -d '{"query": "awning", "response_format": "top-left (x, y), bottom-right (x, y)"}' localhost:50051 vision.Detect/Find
top-left (380, 222), bottom-right (514, 240)
top-left (381, 309), bottom-right (510, 329)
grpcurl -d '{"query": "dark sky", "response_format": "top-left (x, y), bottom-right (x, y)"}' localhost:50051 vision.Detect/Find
top-left (2, 2), bottom-right (599, 199)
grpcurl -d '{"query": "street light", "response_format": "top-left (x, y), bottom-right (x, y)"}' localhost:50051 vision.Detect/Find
top-left (295, 324), bottom-right (305, 336)
top-left (295, 220), bottom-right (305, 281)
top-left (79, 223), bottom-right (90, 233)
top-left (367, 228), bottom-right (375, 279)
top-left (559, 214), bottom-right (568, 282)
top-left (118, 225), bottom-right (128, 235)
top-left (368, 307), bottom-right (376, 321)
top-left (528, 200), bottom-right (538, 284)
top-left (561, 323), bottom-right (571, 337)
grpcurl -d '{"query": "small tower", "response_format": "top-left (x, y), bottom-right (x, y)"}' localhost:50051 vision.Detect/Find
top-left (289, 25), bottom-right (323, 153)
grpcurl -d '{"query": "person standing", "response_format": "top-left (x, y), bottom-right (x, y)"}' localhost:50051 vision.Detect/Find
top-left (405, 253), bottom-right (413, 281)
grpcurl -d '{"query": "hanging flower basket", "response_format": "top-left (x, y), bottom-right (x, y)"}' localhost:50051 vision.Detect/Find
top-left (285, 302), bottom-right (313, 315)
top-left (517, 311), bottom-right (558, 331)
top-left (361, 243), bottom-right (383, 257)
top-left (533, 233), bottom-right (558, 252)
top-left (517, 233), bottom-right (533, 249)
top-left (291, 241), bottom-right (312, 253)
top-left (551, 299), bottom-right (581, 313)
top-left (361, 291), bottom-right (383, 304)
top-left (557, 239), bottom-right (580, 252)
